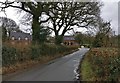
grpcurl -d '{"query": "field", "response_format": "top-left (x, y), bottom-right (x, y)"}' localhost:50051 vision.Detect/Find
top-left (80, 47), bottom-right (120, 81)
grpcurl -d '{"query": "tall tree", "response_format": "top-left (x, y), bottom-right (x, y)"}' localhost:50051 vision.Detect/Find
top-left (0, 1), bottom-right (51, 43)
top-left (46, 2), bottom-right (101, 44)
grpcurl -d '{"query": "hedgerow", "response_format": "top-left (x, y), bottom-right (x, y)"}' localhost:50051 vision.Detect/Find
top-left (2, 44), bottom-right (78, 67)
top-left (80, 48), bottom-right (120, 81)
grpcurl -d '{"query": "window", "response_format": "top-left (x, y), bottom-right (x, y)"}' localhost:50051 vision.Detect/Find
top-left (18, 37), bottom-right (21, 40)
top-left (64, 42), bottom-right (67, 45)
top-left (12, 36), bottom-right (15, 40)
top-left (67, 42), bottom-right (69, 45)
top-left (25, 37), bottom-right (28, 40)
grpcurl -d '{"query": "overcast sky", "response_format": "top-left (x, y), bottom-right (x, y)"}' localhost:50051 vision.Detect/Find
top-left (100, 0), bottom-right (119, 35)
top-left (0, 0), bottom-right (119, 35)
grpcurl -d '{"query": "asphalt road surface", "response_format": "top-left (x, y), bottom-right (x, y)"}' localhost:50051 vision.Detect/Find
top-left (3, 48), bottom-right (89, 81)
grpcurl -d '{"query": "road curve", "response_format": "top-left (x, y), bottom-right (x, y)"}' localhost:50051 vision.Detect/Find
top-left (3, 48), bottom-right (89, 81)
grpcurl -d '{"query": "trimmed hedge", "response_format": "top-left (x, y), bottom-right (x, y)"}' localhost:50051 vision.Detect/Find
top-left (2, 45), bottom-right (30, 66)
top-left (2, 45), bottom-right (16, 66)
top-left (30, 44), bottom-right (77, 59)
top-left (2, 44), bottom-right (78, 67)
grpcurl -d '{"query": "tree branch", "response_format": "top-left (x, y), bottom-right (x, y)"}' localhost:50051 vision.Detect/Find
top-left (0, 1), bottom-right (33, 14)
top-left (40, 17), bottom-right (50, 24)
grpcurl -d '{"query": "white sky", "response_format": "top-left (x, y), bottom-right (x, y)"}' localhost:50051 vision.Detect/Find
top-left (100, 1), bottom-right (119, 35)
top-left (0, 0), bottom-right (120, 35)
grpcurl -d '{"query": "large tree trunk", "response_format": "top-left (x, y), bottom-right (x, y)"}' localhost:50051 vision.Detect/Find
top-left (32, 15), bottom-right (40, 43)
top-left (54, 29), bottom-right (65, 45)
top-left (55, 35), bottom-right (63, 45)
top-left (53, 24), bottom-right (63, 45)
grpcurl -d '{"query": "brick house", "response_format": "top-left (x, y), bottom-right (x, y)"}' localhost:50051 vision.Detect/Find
top-left (9, 31), bottom-right (32, 45)
top-left (63, 36), bottom-right (79, 46)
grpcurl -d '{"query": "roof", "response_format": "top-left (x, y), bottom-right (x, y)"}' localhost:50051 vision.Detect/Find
top-left (9, 31), bottom-right (32, 40)
top-left (63, 36), bottom-right (75, 41)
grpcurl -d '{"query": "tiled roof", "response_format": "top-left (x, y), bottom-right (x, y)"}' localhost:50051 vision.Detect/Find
top-left (9, 31), bottom-right (32, 40)
top-left (63, 36), bottom-right (75, 41)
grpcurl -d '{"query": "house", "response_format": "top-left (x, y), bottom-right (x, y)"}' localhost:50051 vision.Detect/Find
top-left (63, 36), bottom-right (79, 46)
top-left (9, 31), bottom-right (32, 45)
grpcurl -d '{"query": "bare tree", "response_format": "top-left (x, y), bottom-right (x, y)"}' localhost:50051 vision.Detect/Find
top-left (46, 2), bottom-right (102, 44)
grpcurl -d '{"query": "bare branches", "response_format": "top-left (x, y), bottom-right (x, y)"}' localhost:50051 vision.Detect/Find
top-left (40, 17), bottom-right (50, 24)
top-left (0, 1), bottom-right (33, 14)
top-left (0, 1), bottom-right (103, 44)
top-left (46, 2), bottom-right (101, 36)
top-left (0, 17), bottom-right (18, 32)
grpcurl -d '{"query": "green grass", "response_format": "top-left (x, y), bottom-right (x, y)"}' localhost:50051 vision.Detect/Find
top-left (80, 58), bottom-right (94, 81)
